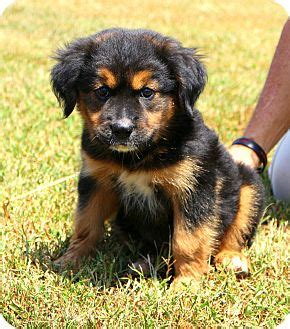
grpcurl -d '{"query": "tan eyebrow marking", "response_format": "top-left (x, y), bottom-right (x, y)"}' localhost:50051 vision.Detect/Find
top-left (131, 70), bottom-right (153, 90)
top-left (97, 67), bottom-right (117, 88)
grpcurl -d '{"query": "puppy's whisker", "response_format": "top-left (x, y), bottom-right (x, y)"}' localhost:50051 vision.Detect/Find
top-left (89, 135), bottom-right (98, 144)
top-left (134, 150), bottom-right (140, 160)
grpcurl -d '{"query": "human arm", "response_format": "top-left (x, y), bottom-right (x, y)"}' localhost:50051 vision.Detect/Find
top-left (229, 19), bottom-right (290, 169)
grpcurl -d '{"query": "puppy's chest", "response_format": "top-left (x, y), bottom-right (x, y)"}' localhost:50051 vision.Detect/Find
top-left (116, 171), bottom-right (165, 215)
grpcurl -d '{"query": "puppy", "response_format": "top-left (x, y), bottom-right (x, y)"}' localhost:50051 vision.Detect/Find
top-left (51, 28), bottom-right (264, 284)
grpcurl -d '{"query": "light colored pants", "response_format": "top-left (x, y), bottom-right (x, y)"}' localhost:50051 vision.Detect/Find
top-left (268, 130), bottom-right (290, 203)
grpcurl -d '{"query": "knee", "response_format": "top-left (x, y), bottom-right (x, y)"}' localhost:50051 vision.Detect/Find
top-left (268, 130), bottom-right (290, 203)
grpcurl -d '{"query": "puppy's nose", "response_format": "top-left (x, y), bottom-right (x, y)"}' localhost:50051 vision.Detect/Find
top-left (111, 119), bottom-right (134, 139)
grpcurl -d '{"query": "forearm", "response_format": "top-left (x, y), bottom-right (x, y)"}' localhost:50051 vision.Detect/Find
top-left (230, 19), bottom-right (290, 169)
top-left (244, 19), bottom-right (290, 153)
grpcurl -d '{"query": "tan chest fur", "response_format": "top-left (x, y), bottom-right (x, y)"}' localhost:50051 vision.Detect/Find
top-left (82, 152), bottom-right (201, 206)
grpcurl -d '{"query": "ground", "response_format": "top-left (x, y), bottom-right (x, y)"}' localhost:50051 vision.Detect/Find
top-left (0, 0), bottom-right (289, 327)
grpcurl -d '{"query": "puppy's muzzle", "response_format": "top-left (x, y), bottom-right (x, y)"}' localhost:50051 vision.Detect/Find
top-left (111, 118), bottom-right (134, 141)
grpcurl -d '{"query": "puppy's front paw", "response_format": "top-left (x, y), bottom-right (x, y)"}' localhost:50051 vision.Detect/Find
top-left (215, 251), bottom-right (249, 278)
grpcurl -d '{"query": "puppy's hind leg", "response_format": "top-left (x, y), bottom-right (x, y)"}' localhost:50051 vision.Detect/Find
top-left (172, 201), bottom-right (218, 288)
top-left (54, 175), bottom-right (118, 269)
top-left (215, 182), bottom-right (263, 276)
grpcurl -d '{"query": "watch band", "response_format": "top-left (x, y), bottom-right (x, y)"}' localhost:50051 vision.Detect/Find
top-left (232, 137), bottom-right (268, 173)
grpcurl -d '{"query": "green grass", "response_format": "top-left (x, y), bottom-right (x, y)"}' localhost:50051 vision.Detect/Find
top-left (1, 0), bottom-right (289, 327)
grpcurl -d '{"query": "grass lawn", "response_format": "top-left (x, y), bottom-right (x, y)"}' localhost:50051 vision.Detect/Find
top-left (1, 0), bottom-right (289, 327)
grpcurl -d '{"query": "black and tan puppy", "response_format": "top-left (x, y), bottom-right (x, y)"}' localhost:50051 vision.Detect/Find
top-left (51, 28), bottom-right (264, 284)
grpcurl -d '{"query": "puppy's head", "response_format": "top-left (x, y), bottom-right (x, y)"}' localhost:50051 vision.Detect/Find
top-left (51, 28), bottom-right (206, 152)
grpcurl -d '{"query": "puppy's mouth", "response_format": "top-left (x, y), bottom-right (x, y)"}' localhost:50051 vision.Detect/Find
top-left (110, 143), bottom-right (137, 153)
top-left (94, 126), bottom-right (155, 153)
top-left (109, 131), bottom-right (138, 152)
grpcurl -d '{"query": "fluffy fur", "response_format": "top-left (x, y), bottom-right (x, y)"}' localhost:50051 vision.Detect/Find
top-left (51, 28), bottom-right (264, 283)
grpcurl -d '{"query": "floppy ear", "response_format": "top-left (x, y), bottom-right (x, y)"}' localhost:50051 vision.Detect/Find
top-left (51, 39), bottom-right (88, 118)
top-left (175, 47), bottom-right (207, 116)
top-left (164, 42), bottom-right (207, 116)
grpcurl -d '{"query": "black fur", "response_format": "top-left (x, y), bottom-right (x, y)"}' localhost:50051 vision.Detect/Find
top-left (77, 174), bottom-right (99, 211)
top-left (51, 29), bottom-right (205, 118)
top-left (51, 28), bottom-right (264, 270)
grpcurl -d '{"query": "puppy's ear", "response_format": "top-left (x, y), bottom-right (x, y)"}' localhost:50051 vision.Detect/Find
top-left (176, 48), bottom-right (207, 116)
top-left (51, 39), bottom-right (89, 118)
top-left (164, 42), bottom-right (207, 116)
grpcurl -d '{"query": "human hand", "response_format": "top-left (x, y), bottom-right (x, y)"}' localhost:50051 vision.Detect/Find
top-left (228, 144), bottom-right (260, 169)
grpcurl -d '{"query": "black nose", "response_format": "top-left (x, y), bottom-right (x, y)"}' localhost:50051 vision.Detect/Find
top-left (111, 120), bottom-right (134, 139)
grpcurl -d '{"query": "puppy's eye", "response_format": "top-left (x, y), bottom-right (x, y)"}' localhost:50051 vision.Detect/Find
top-left (140, 87), bottom-right (155, 100)
top-left (96, 86), bottom-right (111, 100)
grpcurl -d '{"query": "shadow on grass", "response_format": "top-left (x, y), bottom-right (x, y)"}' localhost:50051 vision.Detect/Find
top-left (27, 172), bottom-right (288, 289)
top-left (28, 229), bottom-right (174, 288)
